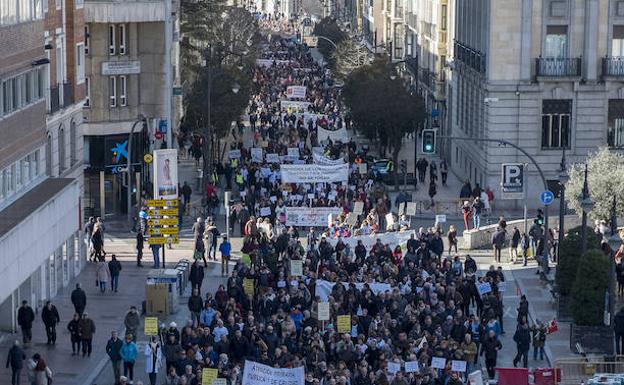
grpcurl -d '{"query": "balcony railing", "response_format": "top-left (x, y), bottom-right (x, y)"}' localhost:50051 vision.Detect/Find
top-left (535, 57), bottom-right (582, 77)
top-left (454, 41), bottom-right (486, 74)
top-left (602, 57), bottom-right (624, 77)
top-left (49, 86), bottom-right (60, 114)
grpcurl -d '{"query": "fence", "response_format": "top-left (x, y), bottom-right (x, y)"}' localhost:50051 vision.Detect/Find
top-left (554, 357), bottom-right (624, 384)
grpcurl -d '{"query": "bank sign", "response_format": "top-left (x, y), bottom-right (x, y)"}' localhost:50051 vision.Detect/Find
top-left (501, 163), bottom-right (525, 199)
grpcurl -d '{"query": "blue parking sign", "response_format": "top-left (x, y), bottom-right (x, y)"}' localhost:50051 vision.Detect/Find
top-left (540, 190), bottom-right (554, 205)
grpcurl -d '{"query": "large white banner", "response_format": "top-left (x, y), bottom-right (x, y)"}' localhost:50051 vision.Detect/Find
top-left (326, 230), bottom-right (416, 251)
top-left (281, 164), bottom-right (349, 183)
top-left (317, 126), bottom-right (348, 142)
top-left (285, 207), bottom-right (342, 227)
top-left (243, 361), bottom-right (304, 385)
top-left (153, 149), bottom-right (178, 200)
top-left (286, 85), bottom-right (307, 99)
top-left (256, 59), bottom-right (291, 67)
top-left (280, 100), bottom-right (311, 111)
top-left (315, 280), bottom-right (394, 302)
top-left (313, 152), bottom-right (346, 166)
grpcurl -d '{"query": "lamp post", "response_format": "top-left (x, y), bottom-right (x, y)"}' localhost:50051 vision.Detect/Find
top-left (127, 116), bottom-right (146, 224)
top-left (580, 163), bottom-right (593, 255)
top-left (608, 196), bottom-right (620, 327)
top-left (557, 149), bottom-right (568, 263)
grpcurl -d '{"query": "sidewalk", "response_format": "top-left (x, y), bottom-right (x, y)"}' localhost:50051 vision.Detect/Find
top-left (0, 235), bottom-right (227, 385)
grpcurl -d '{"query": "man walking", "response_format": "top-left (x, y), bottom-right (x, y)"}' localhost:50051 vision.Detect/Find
top-left (181, 182), bottom-right (192, 214)
top-left (481, 330), bottom-right (502, 379)
top-left (41, 300), bottom-right (60, 345)
top-left (79, 312), bottom-right (96, 357)
top-left (219, 235), bottom-right (231, 276)
top-left (71, 283), bottom-right (87, 315)
top-left (5, 340), bottom-right (25, 385)
top-left (491, 227), bottom-right (506, 263)
top-left (108, 255), bottom-right (122, 292)
top-left (136, 231), bottom-right (144, 267)
top-left (189, 260), bottom-right (205, 291)
top-left (17, 300), bottom-right (34, 345)
top-left (513, 322), bottom-right (531, 368)
top-left (471, 197), bottom-right (484, 230)
top-left (188, 288), bottom-right (203, 327)
top-left (615, 307), bottom-right (624, 354)
top-left (124, 306), bottom-right (141, 342)
top-left (106, 330), bottom-right (123, 384)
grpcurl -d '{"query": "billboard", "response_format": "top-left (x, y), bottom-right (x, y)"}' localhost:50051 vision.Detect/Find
top-left (153, 149), bottom-right (178, 200)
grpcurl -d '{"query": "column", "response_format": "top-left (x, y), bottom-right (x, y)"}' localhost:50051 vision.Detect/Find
top-left (519, 0), bottom-right (533, 81)
top-left (584, 0), bottom-right (599, 81)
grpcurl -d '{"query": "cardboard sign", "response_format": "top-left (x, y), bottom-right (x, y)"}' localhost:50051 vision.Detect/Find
top-left (243, 279), bottom-right (254, 296)
top-left (260, 207), bottom-right (271, 217)
top-left (451, 360), bottom-right (467, 372)
top-left (318, 302), bottom-right (330, 321)
top-left (385, 213), bottom-right (395, 227)
top-left (288, 147), bottom-right (300, 158)
top-left (431, 357), bottom-right (446, 369)
top-left (435, 214), bottom-right (447, 223)
top-left (468, 371), bottom-right (484, 385)
top-left (405, 361), bottom-right (419, 373)
top-left (202, 368), bottom-right (218, 385)
top-left (478, 282), bottom-right (492, 296)
top-left (251, 148), bottom-right (263, 162)
top-left (353, 201), bottom-right (364, 215)
top-left (387, 362), bottom-right (401, 374)
top-left (358, 163), bottom-right (367, 174)
top-left (228, 149), bottom-right (241, 159)
top-left (286, 85), bottom-right (307, 99)
top-left (144, 317), bottom-right (158, 335)
top-left (266, 153), bottom-right (280, 163)
top-left (290, 260), bottom-right (303, 276)
top-left (406, 202), bottom-right (417, 216)
top-left (399, 202), bottom-right (406, 215)
top-left (336, 315), bottom-right (351, 333)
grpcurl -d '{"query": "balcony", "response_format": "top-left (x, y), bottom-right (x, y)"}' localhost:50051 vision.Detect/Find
top-left (48, 82), bottom-right (75, 114)
top-left (454, 41), bottom-right (486, 74)
top-left (602, 57), bottom-right (624, 78)
top-left (535, 57), bottom-right (582, 78)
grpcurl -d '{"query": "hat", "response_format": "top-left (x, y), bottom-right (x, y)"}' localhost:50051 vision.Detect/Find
top-left (169, 322), bottom-right (177, 328)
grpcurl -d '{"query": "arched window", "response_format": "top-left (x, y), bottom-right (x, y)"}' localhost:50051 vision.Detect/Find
top-left (46, 133), bottom-right (52, 176)
top-left (58, 124), bottom-right (66, 173)
top-left (70, 119), bottom-right (77, 166)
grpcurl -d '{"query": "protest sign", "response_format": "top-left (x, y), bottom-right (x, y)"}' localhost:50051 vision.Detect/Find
top-left (286, 85), bottom-right (307, 99)
top-left (280, 100), bottom-right (311, 111)
top-left (251, 148), bottom-right (263, 163)
top-left (281, 164), bottom-right (349, 183)
top-left (358, 163), bottom-right (367, 174)
top-left (243, 279), bottom-right (254, 296)
top-left (451, 360), bottom-right (467, 373)
top-left (317, 302), bottom-right (330, 321)
top-left (406, 202), bottom-right (417, 216)
top-left (405, 361), bottom-right (419, 373)
top-left (431, 357), bottom-right (446, 369)
top-left (353, 201), bottom-right (364, 215)
top-left (387, 362), bottom-right (401, 374)
top-left (285, 207), bottom-right (342, 227)
top-left (399, 202), bottom-right (406, 215)
top-left (290, 260), bottom-right (303, 276)
top-left (202, 368), bottom-right (218, 385)
top-left (478, 282), bottom-right (492, 296)
top-left (266, 153), bottom-right (280, 163)
top-left (435, 214), bottom-right (447, 223)
top-left (313, 152), bottom-right (346, 166)
top-left (337, 315), bottom-right (351, 333)
top-left (242, 361), bottom-right (304, 385)
top-left (317, 126), bottom-right (348, 142)
top-left (288, 147), bottom-right (300, 158)
top-left (468, 371), bottom-right (484, 385)
top-left (144, 317), bottom-right (158, 335)
top-left (228, 149), bottom-right (241, 159)
top-left (260, 207), bottom-right (271, 217)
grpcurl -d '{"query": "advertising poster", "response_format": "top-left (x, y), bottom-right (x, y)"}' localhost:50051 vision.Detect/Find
top-left (153, 149), bottom-right (178, 200)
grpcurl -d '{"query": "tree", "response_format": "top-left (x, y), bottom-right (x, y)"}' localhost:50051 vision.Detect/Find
top-left (343, 58), bottom-right (426, 189)
top-left (333, 38), bottom-right (369, 81)
top-left (570, 249), bottom-right (610, 326)
top-left (313, 17), bottom-right (346, 67)
top-left (565, 147), bottom-right (624, 222)
top-left (555, 225), bottom-right (601, 297)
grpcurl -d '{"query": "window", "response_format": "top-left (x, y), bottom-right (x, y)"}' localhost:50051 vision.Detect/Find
top-left (25, 71), bottom-right (32, 104)
top-left (612, 26), bottom-right (624, 57)
top-left (84, 25), bottom-right (90, 55)
top-left (2, 80), bottom-right (12, 114)
top-left (118, 24), bottom-right (127, 55)
top-left (58, 126), bottom-right (65, 172)
top-left (76, 43), bottom-right (85, 84)
top-left (42, 0), bottom-right (47, 13)
top-left (608, 100), bottom-right (624, 148)
top-left (550, 1), bottom-right (567, 17)
top-left (119, 75), bottom-right (127, 106)
top-left (109, 76), bottom-right (117, 107)
top-left (441, 5), bottom-right (447, 30)
top-left (1, 0), bottom-right (18, 25)
top-left (541, 99), bottom-right (572, 149)
top-left (46, 134), bottom-right (52, 176)
top-left (55, 0), bottom-right (60, 9)
top-left (545, 25), bottom-right (568, 58)
top-left (70, 120), bottom-right (76, 165)
top-left (109, 25), bottom-right (116, 55)
top-left (84, 76), bottom-right (90, 107)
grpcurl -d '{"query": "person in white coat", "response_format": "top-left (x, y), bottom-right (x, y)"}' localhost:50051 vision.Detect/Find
top-left (144, 335), bottom-right (162, 385)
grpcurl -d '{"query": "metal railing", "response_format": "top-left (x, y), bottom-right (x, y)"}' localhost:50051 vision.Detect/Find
top-left (603, 56), bottom-right (624, 77)
top-left (554, 358), bottom-right (624, 385)
top-left (535, 57), bottom-right (582, 77)
top-left (454, 41), bottom-right (486, 73)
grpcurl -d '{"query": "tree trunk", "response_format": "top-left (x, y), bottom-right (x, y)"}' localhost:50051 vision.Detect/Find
top-left (393, 149), bottom-right (400, 192)
top-left (201, 129), bottom-right (212, 203)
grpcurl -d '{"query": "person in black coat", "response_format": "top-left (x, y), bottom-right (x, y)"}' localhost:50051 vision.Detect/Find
top-left (108, 255), bottom-right (122, 292)
top-left (41, 301), bottom-right (60, 345)
top-left (189, 261), bottom-right (205, 292)
top-left (481, 330), bottom-right (502, 379)
top-left (513, 322), bottom-right (531, 368)
top-left (188, 289), bottom-right (203, 327)
top-left (5, 340), bottom-right (25, 385)
top-left (71, 283), bottom-right (87, 315)
top-left (17, 300), bottom-right (34, 345)
top-left (136, 231), bottom-right (144, 267)
top-left (67, 313), bottom-right (81, 355)
top-left (614, 307), bottom-right (624, 354)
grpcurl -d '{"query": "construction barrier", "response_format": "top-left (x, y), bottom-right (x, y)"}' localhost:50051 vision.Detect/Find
top-left (496, 367), bottom-right (529, 385)
top-left (553, 358), bottom-right (624, 384)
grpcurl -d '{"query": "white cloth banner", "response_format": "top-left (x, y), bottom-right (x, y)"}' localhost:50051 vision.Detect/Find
top-left (313, 152), bottom-right (346, 166)
top-left (256, 59), bottom-right (291, 67)
top-left (287, 85), bottom-right (307, 99)
top-left (317, 126), bottom-right (348, 142)
top-left (315, 279), bottom-right (394, 302)
top-left (242, 361), bottom-right (304, 385)
top-left (326, 231), bottom-right (415, 251)
top-left (285, 207), bottom-right (343, 227)
top-left (280, 100), bottom-right (311, 111)
top-left (281, 164), bottom-right (349, 183)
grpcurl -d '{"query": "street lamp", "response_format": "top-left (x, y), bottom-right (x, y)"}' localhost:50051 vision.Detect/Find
top-left (580, 163), bottom-right (594, 255)
top-left (557, 149), bottom-right (568, 263)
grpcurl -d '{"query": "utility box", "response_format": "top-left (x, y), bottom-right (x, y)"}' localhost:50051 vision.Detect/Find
top-left (146, 269), bottom-right (180, 314)
top-left (145, 283), bottom-right (169, 316)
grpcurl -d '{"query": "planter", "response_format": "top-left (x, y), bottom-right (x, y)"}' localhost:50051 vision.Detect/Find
top-left (557, 295), bottom-right (573, 322)
top-left (569, 323), bottom-right (614, 355)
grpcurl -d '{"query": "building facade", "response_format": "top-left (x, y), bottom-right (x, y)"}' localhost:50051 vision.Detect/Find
top-left (0, 0), bottom-right (85, 331)
top-left (447, 0), bottom-right (624, 208)
top-left (83, 0), bottom-right (181, 216)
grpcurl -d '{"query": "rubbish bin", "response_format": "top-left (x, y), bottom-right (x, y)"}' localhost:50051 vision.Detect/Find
top-left (496, 367), bottom-right (528, 385)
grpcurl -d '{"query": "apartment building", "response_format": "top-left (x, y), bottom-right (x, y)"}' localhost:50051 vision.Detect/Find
top-left (83, 0), bottom-right (180, 216)
top-left (447, 0), bottom-right (624, 208)
top-left (0, 0), bottom-right (83, 331)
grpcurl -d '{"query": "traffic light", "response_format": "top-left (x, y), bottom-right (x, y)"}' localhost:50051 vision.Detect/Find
top-left (400, 160), bottom-right (407, 173)
top-left (422, 129), bottom-right (436, 154)
top-left (536, 209), bottom-right (544, 225)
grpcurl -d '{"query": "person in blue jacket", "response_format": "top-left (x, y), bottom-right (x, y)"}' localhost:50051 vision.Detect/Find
top-left (120, 333), bottom-right (138, 384)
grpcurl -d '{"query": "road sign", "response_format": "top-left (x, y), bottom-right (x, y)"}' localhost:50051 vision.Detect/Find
top-left (148, 208), bottom-right (179, 216)
top-left (155, 131), bottom-right (163, 140)
top-left (147, 199), bottom-right (179, 207)
top-left (148, 218), bottom-right (179, 226)
top-left (501, 163), bottom-right (525, 199)
top-left (143, 153), bottom-right (153, 163)
top-left (147, 236), bottom-right (179, 245)
top-left (148, 227), bottom-right (179, 236)
top-left (540, 190), bottom-right (555, 205)
top-left (158, 119), bottom-right (167, 133)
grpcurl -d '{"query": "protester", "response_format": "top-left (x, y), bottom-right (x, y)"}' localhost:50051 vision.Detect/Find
top-left (109, 255), bottom-right (123, 292)
top-left (17, 300), bottom-right (35, 345)
top-left (124, 306), bottom-right (141, 342)
top-left (106, 330), bottom-right (123, 384)
top-left (79, 312), bottom-right (96, 357)
top-left (145, 335), bottom-right (162, 385)
top-left (41, 300), bottom-right (60, 345)
top-left (5, 340), bottom-right (25, 385)
top-left (67, 313), bottom-right (82, 355)
top-left (71, 283), bottom-right (87, 315)
top-left (121, 333), bottom-right (139, 384)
